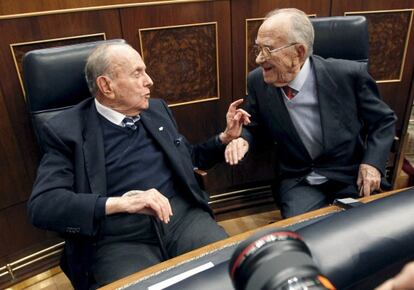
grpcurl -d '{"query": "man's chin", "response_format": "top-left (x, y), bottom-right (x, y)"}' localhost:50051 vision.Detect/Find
top-left (142, 101), bottom-right (150, 111)
top-left (262, 73), bottom-right (275, 85)
top-left (262, 71), bottom-right (288, 87)
top-left (261, 68), bottom-right (274, 81)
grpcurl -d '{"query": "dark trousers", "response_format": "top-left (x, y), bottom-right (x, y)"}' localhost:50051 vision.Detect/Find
top-left (278, 177), bottom-right (359, 219)
top-left (91, 195), bottom-right (227, 287)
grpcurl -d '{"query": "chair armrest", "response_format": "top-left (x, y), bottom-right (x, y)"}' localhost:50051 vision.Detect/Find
top-left (194, 168), bottom-right (208, 190)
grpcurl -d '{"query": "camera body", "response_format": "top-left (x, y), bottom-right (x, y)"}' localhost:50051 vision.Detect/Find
top-left (229, 228), bottom-right (336, 290)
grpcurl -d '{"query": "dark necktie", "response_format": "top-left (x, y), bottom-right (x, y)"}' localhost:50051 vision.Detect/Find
top-left (122, 117), bottom-right (139, 130)
top-left (282, 86), bottom-right (296, 100)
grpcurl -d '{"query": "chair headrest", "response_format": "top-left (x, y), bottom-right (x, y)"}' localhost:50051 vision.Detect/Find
top-left (312, 16), bottom-right (369, 62)
top-left (23, 39), bottom-right (126, 113)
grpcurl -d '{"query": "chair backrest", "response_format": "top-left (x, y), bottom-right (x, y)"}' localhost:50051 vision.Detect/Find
top-left (23, 39), bottom-right (125, 149)
top-left (311, 15), bottom-right (369, 63)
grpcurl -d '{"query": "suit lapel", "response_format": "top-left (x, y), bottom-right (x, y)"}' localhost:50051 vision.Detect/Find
top-left (83, 102), bottom-right (107, 194)
top-left (312, 56), bottom-right (346, 152)
top-left (140, 111), bottom-right (188, 177)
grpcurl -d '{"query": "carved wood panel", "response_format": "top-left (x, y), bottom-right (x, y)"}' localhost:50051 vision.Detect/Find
top-left (345, 10), bottom-right (413, 82)
top-left (139, 22), bottom-right (219, 106)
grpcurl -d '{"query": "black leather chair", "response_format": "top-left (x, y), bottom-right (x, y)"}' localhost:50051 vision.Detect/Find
top-left (311, 16), bottom-right (369, 63)
top-left (311, 16), bottom-right (398, 188)
top-left (23, 38), bottom-right (211, 190)
top-left (23, 39), bottom-right (125, 151)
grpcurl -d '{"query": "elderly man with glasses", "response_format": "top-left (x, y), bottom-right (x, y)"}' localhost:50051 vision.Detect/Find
top-left (225, 8), bottom-right (396, 218)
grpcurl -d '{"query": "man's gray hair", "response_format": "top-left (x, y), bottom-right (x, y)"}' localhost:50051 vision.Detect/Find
top-left (265, 8), bottom-right (314, 57)
top-left (84, 42), bottom-right (131, 97)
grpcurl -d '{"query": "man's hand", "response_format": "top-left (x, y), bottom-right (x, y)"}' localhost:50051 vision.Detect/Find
top-left (105, 189), bottom-right (173, 224)
top-left (220, 99), bottom-right (251, 144)
top-left (357, 164), bottom-right (381, 197)
top-left (225, 137), bottom-right (249, 165)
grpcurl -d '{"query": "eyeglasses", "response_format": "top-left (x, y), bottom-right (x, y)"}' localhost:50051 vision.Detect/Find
top-left (253, 43), bottom-right (298, 58)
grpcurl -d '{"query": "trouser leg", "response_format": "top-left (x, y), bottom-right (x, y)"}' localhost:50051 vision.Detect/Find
top-left (92, 241), bottom-right (163, 287)
top-left (278, 179), bottom-right (359, 218)
top-left (162, 195), bottom-right (228, 257)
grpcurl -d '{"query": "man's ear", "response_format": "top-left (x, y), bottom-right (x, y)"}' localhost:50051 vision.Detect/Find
top-left (96, 76), bottom-right (115, 99)
top-left (296, 44), bottom-right (307, 61)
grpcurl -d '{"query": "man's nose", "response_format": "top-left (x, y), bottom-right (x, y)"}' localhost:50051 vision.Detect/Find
top-left (256, 53), bottom-right (265, 65)
top-left (144, 73), bottom-right (153, 87)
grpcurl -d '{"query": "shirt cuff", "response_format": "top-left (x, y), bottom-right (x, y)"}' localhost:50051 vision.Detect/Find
top-left (214, 134), bottom-right (227, 148)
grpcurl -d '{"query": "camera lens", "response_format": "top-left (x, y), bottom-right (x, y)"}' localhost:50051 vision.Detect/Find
top-left (229, 228), bottom-right (336, 290)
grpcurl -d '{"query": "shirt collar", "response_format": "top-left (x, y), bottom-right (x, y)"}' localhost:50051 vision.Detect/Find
top-left (94, 98), bottom-right (140, 127)
top-left (288, 57), bottom-right (311, 92)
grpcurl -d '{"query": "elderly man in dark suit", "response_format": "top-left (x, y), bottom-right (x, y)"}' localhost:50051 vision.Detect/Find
top-left (28, 43), bottom-right (250, 289)
top-left (225, 8), bottom-right (396, 218)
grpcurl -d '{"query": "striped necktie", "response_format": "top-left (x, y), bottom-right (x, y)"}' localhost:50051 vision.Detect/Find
top-left (122, 116), bottom-right (139, 130)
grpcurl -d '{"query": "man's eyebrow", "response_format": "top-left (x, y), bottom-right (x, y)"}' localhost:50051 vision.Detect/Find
top-left (131, 65), bottom-right (146, 74)
top-left (254, 40), bottom-right (271, 47)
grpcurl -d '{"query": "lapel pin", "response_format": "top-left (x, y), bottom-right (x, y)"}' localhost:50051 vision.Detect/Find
top-left (159, 126), bottom-right (164, 131)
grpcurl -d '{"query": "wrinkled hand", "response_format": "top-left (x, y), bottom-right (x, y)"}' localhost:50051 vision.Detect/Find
top-left (375, 262), bottom-right (414, 290)
top-left (220, 99), bottom-right (251, 144)
top-left (225, 137), bottom-right (249, 165)
top-left (106, 188), bottom-right (173, 223)
top-left (357, 164), bottom-right (381, 197)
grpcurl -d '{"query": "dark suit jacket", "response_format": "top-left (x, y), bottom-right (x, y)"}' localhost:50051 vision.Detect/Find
top-left (242, 55), bottom-right (396, 186)
top-left (28, 98), bottom-right (225, 289)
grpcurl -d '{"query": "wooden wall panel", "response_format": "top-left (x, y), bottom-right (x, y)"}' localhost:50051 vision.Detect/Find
top-left (0, 0), bottom-right (413, 286)
top-left (230, 0), bottom-right (331, 187)
top-left (0, 204), bottom-right (62, 286)
top-left (0, 204), bottom-right (56, 260)
top-left (354, 10), bottom-right (412, 82)
top-left (120, 1), bottom-right (233, 192)
top-left (0, 87), bottom-right (29, 208)
top-left (0, 214), bottom-right (7, 259)
top-left (0, 0), bottom-right (210, 16)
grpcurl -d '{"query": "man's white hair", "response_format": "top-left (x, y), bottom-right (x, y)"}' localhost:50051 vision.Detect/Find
top-left (265, 8), bottom-right (314, 58)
